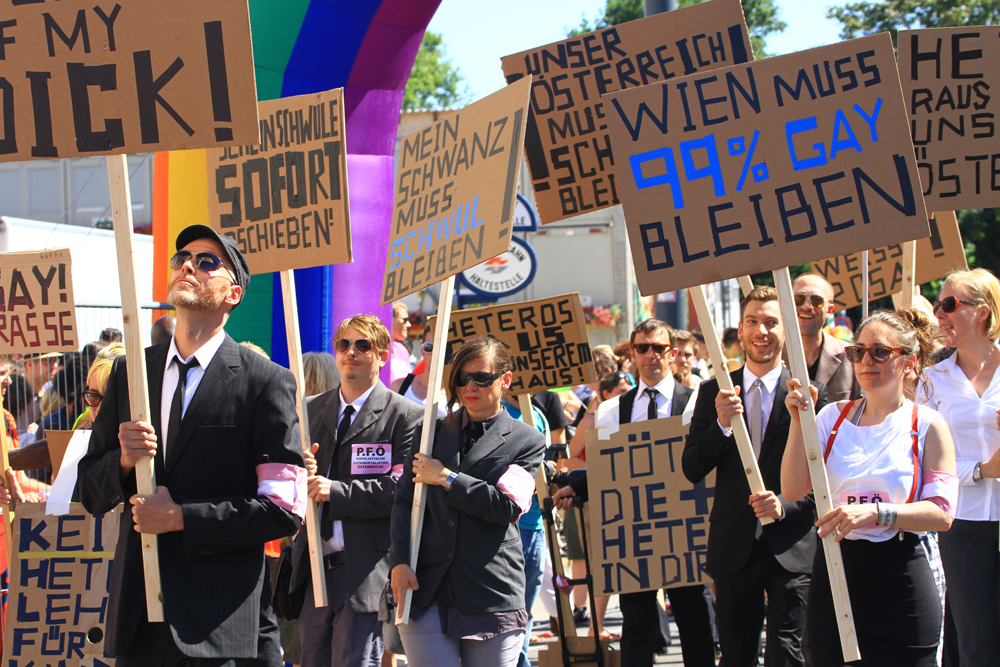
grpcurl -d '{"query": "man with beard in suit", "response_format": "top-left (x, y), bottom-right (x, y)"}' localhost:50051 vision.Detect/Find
top-left (291, 314), bottom-right (422, 667)
top-left (683, 286), bottom-right (827, 667)
top-left (78, 225), bottom-right (306, 667)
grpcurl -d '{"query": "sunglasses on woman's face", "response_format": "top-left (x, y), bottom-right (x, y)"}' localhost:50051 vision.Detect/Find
top-left (794, 293), bottom-right (826, 309)
top-left (844, 345), bottom-right (904, 364)
top-left (82, 390), bottom-right (102, 407)
top-left (932, 296), bottom-right (977, 314)
top-left (633, 343), bottom-right (671, 356)
top-left (421, 342), bottom-right (433, 354)
top-left (458, 370), bottom-right (503, 388)
top-left (335, 338), bottom-right (373, 354)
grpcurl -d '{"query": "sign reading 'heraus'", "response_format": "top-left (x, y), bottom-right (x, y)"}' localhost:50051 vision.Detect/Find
top-left (897, 27), bottom-right (1000, 211)
top-left (0, 0), bottom-right (259, 162)
top-left (500, 0), bottom-right (752, 224)
top-left (381, 77), bottom-right (531, 304)
top-left (0, 249), bottom-right (77, 355)
top-left (206, 88), bottom-right (352, 274)
top-left (604, 34), bottom-right (929, 296)
top-left (427, 293), bottom-right (595, 394)
top-left (586, 419), bottom-right (714, 596)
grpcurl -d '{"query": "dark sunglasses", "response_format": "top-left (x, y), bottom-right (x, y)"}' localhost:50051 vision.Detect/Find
top-left (458, 370), bottom-right (503, 388)
top-left (932, 296), bottom-right (977, 314)
top-left (633, 343), bottom-right (671, 355)
top-left (335, 338), bottom-right (373, 354)
top-left (82, 390), bottom-right (102, 407)
top-left (421, 342), bottom-right (433, 353)
top-left (794, 293), bottom-right (826, 309)
top-left (600, 372), bottom-right (634, 393)
top-left (170, 250), bottom-right (236, 283)
top-left (844, 345), bottom-right (904, 363)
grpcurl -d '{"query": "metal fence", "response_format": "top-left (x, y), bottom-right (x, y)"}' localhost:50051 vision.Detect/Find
top-left (1, 302), bottom-right (175, 497)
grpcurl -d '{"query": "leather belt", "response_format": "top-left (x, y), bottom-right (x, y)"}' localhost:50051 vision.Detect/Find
top-left (324, 552), bottom-right (346, 570)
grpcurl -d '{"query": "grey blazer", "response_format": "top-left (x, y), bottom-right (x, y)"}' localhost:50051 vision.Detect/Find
top-left (815, 331), bottom-right (862, 402)
top-left (290, 381), bottom-right (422, 613)
top-left (389, 408), bottom-right (545, 613)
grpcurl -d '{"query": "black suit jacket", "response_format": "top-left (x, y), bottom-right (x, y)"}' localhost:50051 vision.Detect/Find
top-left (289, 381), bottom-right (422, 613)
top-left (389, 408), bottom-right (545, 613)
top-left (77, 335), bottom-right (304, 659)
top-left (682, 367), bottom-right (826, 578)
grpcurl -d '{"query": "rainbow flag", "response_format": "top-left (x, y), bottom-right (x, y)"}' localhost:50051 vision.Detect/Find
top-left (153, 0), bottom-right (441, 363)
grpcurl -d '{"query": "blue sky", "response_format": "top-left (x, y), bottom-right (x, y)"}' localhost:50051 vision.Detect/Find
top-left (427, 0), bottom-right (851, 102)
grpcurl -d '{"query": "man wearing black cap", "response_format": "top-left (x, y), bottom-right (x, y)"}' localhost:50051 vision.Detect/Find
top-left (78, 225), bottom-right (307, 667)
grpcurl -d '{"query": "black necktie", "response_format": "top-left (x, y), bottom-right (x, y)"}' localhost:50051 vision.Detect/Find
top-left (166, 358), bottom-right (199, 457)
top-left (645, 388), bottom-right (659, 420)
top-left (462, 421), bottom-right (485, 458)
top-left (323, 405), bottom-right (355, 542)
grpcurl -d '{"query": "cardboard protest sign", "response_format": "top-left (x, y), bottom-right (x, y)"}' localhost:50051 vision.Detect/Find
top-left (898, 27), bottom-right (1000, 211)
top-left (0, 0), bottom-right (258, 163)
top-left (604, 33), bottom-right (929, 296)
top-left (500, 0), bottom-right (752, 224)
top-left (427, 293), bottom-right (595, 394)
top-left (382, 78), bottom-right (531, 304)
top-left (585, 419), bottom-right (713, 595)
top-left (0, 249), bottom-right (77, 355)
top-left (4, 503), bottom-right (119, 667)
top-left (205, 88), bottom-right (352, 274)
top-left (811, 211), bottom-right (967, 309)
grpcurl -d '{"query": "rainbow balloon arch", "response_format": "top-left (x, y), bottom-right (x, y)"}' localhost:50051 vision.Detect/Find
top-left (152, 0), bottom-right (442, 366)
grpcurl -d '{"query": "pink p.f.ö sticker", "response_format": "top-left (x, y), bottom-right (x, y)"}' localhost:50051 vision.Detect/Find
top-left (351, 443), bottom-right (392, 475)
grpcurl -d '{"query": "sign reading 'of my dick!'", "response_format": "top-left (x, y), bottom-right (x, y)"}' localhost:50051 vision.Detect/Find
top-left (0, 0), bottom-right (259, 162)
top-left (603, 33), bottom-right (929, 295)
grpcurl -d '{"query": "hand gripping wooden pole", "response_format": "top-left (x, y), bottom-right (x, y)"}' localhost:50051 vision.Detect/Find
top-left (397, 275), bottom-right (456, 626)
top-left (518, 393), bottom-right (578, 637)
top-left (690, 284), bottom-right (774, 526)
top-left (107, 154), bottom-right (165, 622)
top-left (279, 270), bottom-right (328, 608)
top-left (774, 267), bottom-right (860, 661)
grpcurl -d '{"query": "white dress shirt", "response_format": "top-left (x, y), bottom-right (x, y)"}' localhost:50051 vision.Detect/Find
top-left (160, 330), bottom-right (226, 461)
top-left (596, 374), bottom-right (699, 439)
top-left (718, 365), bottom-right (784, 441)
top-left (920, 355), bottom-right (1000, 521)
top-left (325, 382), bottom-right (378, 553)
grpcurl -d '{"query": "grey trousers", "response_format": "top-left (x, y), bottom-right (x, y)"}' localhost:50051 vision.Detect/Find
top-left (938, 518), bottom-right (1000, 667)
top-left (298, 564), bottom-right (384, 667)
top-left (398, 605), bottom-right (525, 667)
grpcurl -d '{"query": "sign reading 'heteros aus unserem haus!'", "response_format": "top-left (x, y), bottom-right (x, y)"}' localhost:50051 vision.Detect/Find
top-left (206, 88), bottom-right (352, 274)
top-left (381, 78), bottom-right (531, 304)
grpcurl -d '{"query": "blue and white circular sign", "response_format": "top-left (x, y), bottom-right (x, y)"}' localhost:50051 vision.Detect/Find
top-left (459, 236), bottom-right (537, 299)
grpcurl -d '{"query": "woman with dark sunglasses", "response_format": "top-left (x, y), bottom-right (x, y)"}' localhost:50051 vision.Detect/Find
top-left (389, 336), bottom-right (545, 667)
top-left (782, 309), bottom-right (956, 666)
top-left (918, 268), bottom-right (1000, 667)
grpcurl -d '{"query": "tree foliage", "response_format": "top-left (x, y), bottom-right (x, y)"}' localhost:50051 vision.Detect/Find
top-left (567, 0), bottom-right (787, 58)
top-left (827, 0), bottom-right (1000, 279)
top-left (402, 31), bottom-right (469, 111)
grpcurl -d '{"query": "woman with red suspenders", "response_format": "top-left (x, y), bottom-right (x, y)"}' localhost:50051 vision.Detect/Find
top-left (781, 309), bottom-right (957, 666)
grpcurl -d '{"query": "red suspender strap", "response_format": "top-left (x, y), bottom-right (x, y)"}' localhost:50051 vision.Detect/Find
top-left (824, 400), bottom-right (856, 463)
top-left (907, 402), bottom-right (920, 504)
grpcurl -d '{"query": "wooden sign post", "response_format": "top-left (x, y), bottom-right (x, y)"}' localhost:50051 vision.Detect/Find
top-left (899, 241), bottom-right (917, 309)
top-left (109, 154), bottom-right (165, 621)
top-left (207, 87), bottom-right (354, 608)
top-left (774, 268), bottom-right (860, 660)
top-left (398, 276), bottom-right (456, 625)
top-left (690, 285), bottom-right (773, 526)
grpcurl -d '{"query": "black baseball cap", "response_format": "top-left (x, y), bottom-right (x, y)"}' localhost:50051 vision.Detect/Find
top-left (174, 225), bottom-right (251, 307)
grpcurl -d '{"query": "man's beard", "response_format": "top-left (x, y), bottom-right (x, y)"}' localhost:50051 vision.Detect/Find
top-left (744, 338), bottom-right (780, 365)
top-left (168, 279), bottom-right (227, 312)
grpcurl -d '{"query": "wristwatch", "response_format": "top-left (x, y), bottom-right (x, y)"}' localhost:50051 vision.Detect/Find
top-left (444, 470), bottom-right (459, 491)
top-left (974, 462), bottom-right (983, 483)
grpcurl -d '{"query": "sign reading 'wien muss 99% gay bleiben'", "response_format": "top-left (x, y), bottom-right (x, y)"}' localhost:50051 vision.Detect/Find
top-left (603, 33), bottom-right (930, 295)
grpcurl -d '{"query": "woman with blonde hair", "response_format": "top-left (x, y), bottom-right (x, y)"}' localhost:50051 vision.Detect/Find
top-left (302, 351), bottom-right (339, 396)
top-left (919, 268), bottom-right (1000, 666)
top-left (77, 342), bottom-right (127, 429)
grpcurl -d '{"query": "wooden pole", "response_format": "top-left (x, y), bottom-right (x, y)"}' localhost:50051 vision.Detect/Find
top-left (862, 251), bottom-right (870, 320)
top-left (900, 241), bottom-right (917, 309)
top-left (690, 285), bottom-right (773, 525)
top-left (774, 267), bottom-right (860, 661)
top-left (279, 270), bottom-right (328, 608)
top-left (518, 393), bottom-right (578, 637)
top-left (398, 275), bottom-right (456, 625)
top-left (738, 276), bottom-right (754, 297)
top-left (107, 154), bottom-right (165, 622)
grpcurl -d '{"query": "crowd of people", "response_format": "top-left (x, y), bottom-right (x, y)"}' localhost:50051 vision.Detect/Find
top-left (0, 225), bottom-right (995, 667)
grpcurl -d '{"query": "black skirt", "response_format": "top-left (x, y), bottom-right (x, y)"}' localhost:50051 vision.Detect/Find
top-left (807, 532), bottom-right (941, 667)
